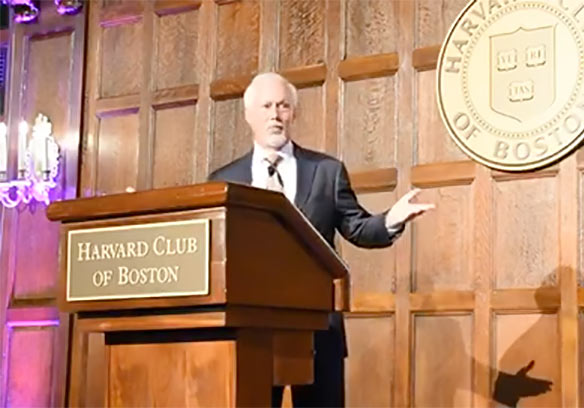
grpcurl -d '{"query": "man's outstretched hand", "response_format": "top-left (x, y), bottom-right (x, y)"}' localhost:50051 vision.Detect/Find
top-left (385, 188), bottom-right (435, 228)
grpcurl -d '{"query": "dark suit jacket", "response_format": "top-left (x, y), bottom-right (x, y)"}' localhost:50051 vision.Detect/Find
top-left (208, 144), bottom-right (402, 355)
top-left (209, 144), bottom-right (401, 248)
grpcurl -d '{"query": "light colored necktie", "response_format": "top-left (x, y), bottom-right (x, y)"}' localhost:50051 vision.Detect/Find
top-left (264, 154), bottom-right (284, 193)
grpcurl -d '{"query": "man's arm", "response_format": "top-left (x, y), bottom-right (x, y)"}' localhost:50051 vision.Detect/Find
top-left (334, 163), bottom-right (433, 249)
top-left (334, 163), bottom-right (401, 248)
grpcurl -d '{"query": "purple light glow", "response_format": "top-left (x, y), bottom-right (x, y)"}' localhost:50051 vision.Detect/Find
top-left (7, 320), bottom-right (59, 328)
top-left (54, 0), bottom-right (82, 15)
top-left (2, 0), bottom-right (40, 23)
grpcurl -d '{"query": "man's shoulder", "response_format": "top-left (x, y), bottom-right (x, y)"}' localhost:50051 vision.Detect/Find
top-left (295, 145), bottom-right (342, 168)
top-left (208, 152), bottom-right (251, 181)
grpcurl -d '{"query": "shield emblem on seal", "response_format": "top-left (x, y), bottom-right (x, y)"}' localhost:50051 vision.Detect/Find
top-left (490, 26), bottom-right (556, 122)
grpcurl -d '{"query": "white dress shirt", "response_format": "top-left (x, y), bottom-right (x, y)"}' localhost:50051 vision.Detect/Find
top-left (251, 141), bottom-right (403, 236)
top-left (251, 141), bottom-right (297, 203)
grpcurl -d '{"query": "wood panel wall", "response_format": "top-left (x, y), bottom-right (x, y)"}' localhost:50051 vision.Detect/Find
top-left (1, 0), bottom-right (582, 406)
top-left (0, 3), bottom-right (86, 406)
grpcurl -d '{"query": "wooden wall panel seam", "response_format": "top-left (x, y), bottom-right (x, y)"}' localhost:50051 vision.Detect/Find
top-left (394, 0), bottom-right (415, 404)
top-left (137, 1), bottom-right (156, 191)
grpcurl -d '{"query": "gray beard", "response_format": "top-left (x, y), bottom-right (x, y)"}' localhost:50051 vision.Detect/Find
top-left (265, 133), bottom-right (289, 150)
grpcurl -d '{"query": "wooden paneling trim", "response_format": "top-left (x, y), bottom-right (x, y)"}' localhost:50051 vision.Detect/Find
top-left (409, 291), bottom-right (474, 312)
top-left (472, 165), bottom-right (493, 406)
top-left (0, 29), bottom-right (9, 44)
top-left (9, 297), bottom-right (57, 308)
top-left (559, 155), bottom-right (579, 406)
top-left (344, 311), bottom-right (394, 319)
top-left (5, 307), bottom-right (59, 325)
top-left (154, 0), bottom-right (203, 15)
top-left (491, 165), bottom-right (559, 181)
top-left (412, 45), bottom-right (440, 71)
top-left (339, 53), bottom-right (399, 81)
top-left (280, 63), bottom-right (327, 89)
top-left (350, 293), bottom-right (395, 312)
top-left (210, 65), bottom-right (327, 100)
top-left (210, 75), bottom-right (253, 100)
top-left (411, 160), bottom-right (477, 187)
top-left (136, 1), bottom-right (155, 191)
top-left (95, 94), bottom-right (141, 117)
top-left (100, 3), bottom-right (144, 27)
top-left (491, 288), bottom-right (561, 311)
top-left (349, 168), bottom-right (398, 193)
top-left (258, 0), bottom-right (278, 71)
top-left (152, 84), bottom-right (200, 109)
top-left (215, 0), bottom-right (240, 4)
top-left (394, 0), bottom-right (415, 404)
top-left (575, 147), bottom-right (584, 169)
top-left (76, 307), bottom-right (328, 332)
top-left (578, 287), bottom-right (584, 307)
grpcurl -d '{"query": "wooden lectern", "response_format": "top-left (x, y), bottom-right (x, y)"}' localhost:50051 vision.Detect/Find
top-left (47, 182), bottom-right (347, 407)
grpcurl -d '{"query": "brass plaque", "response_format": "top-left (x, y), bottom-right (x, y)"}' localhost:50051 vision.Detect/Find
top-left (437, 0), bottom-right (584, 171)
top-left (66, 219), bottom-right (210, 301)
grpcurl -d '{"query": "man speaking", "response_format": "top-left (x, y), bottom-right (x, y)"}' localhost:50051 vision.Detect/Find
top-left (209, 72), bottom-right (433, 407)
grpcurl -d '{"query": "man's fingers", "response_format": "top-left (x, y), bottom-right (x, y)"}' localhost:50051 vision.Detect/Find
top-left (411, 203), bottom-right (435, 214)
top-left (403, 188), bottom-right (421, 202)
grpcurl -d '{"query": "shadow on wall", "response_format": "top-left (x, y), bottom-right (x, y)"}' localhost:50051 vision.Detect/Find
top-left (491, 271), bottom-right (557, 407)
top-left (413, 271), bottom-right (557, 407)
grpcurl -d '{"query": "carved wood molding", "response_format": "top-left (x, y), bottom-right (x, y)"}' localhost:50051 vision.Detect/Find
top-left (10, 297), bottom-right (57, 308)
top-left (409, 291), bottom-right (475, 312)
top-left (491, 165), bottom-right (559, 181)
top-left (96, 94), bottom-right (141, 117)
top-left (280, 63), bottom-right (327, 88)
top-left (349, 167), bottom-right (398, 193)
top-left (412, 45), bottom-right (440, 72)
top-left (154, 0), bottom-right (203, 15)
top-left (210, 75), bottom-right (253, 100)
top-left (411, 160), bottom-right (477, 187)
top-left (578, 287), bottom-right (584, 307)
top-left (492, 288), bottom-right (560, 311)
top-left (6, 306), bottom-right (59, 324)
top-left (339, 52), bottom-right (399, 81)
top-left (210, 64), bottom-right (327, 100)
top-left (153, 84), bottom-right (200, 109)
top-left (575, 147), bottom-right (584, 170)
top-left (350, 293), bottom-right (396, 312)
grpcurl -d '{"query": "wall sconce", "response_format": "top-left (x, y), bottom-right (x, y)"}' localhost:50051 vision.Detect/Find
top-left (54, 0), bottom-right (83, 16)
top-left (1, 0), bottom-right (40, 23)
top-left (1, 0), bottom-right (82, 23)
top-left (0, 114), bottom-right (60, 208)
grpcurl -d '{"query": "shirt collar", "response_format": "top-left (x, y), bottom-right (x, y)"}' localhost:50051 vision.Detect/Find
top-left (252, 140), bottom-right (294, 165)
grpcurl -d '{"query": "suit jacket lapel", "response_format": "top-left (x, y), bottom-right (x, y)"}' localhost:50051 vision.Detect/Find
top-left (294, 144), bottom-right (316, 209)
top-left (235, 151), bottom-right (253, 184)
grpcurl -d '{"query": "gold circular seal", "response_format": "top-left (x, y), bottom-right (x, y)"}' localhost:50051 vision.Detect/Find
top-left (437, 0), bottom-right (584, 171)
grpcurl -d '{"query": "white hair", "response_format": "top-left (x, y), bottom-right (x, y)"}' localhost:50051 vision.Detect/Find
top-left (243, 72), bottom-right (298, 109)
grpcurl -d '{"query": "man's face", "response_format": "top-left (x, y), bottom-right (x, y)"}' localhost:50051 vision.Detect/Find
top-left (245, 77), bottom-right (296, 150)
